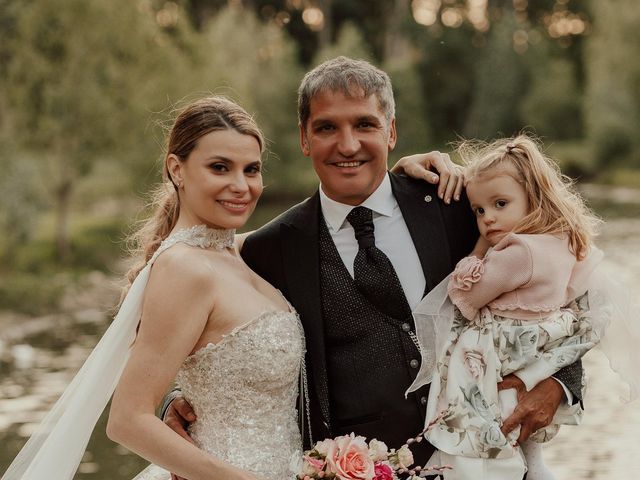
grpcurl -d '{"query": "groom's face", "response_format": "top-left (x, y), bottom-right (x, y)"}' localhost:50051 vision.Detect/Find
top-left (300, 89), bottom-right (397, 206)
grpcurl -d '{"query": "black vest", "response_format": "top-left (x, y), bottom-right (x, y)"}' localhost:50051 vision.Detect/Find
top-left (318, 218), bottom-right (434, 464)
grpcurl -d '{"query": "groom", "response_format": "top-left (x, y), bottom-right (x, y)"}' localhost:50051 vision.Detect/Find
top-left (166, 56), bottom-right (582, 468)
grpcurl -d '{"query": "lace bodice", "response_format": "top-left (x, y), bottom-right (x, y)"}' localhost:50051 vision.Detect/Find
top-left (176, 308), bottom-right (304, 478)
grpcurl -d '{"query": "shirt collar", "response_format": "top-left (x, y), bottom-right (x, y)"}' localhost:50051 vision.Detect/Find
top-left (319, 173), bottom-right (396, 232)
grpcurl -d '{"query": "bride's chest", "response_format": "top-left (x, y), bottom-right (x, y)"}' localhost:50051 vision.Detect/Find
top-left (177, 311), bottom-right (304, 395)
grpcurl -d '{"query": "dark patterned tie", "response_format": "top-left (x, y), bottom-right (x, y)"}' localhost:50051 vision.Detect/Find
top-left (347, 206), bottom-right (412, 320)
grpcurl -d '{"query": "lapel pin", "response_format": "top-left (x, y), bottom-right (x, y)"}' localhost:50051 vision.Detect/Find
top-left (424, 195), bottom-right (432, 203)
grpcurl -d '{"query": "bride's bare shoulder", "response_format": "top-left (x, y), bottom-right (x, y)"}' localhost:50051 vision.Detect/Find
top-left (148, 244), bottom-right (217, 288)
top-left (234, 231), bottom-right (254, 252)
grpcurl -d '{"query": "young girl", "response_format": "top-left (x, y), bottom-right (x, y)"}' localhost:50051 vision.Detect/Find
top-left (408, 134), bottom-right (614, 480)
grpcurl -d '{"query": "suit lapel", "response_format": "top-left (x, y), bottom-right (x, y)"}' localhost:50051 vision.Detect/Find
top-left (280, 192), bottom-right (331, 424)
top-left (390, 174), bottom-right (452, 292)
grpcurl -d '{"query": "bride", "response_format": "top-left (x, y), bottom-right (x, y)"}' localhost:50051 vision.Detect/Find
top-left (2, 96), bottom-right (305, 480)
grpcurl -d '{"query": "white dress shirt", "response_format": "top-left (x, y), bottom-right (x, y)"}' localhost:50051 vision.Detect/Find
top-left (319, 173), bottom-right (426, 310)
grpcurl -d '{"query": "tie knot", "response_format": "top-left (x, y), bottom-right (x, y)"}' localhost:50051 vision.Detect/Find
top-left (347, 206), bottom-right (375, 248)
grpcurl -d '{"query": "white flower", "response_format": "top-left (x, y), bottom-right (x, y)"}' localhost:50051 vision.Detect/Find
top-left (479, 423), bottom-right (508, 449)
top-left (368, 439), bottom-right (389, 462)
top-left (396, 445), bottom-right (414, 469)
top-left (466, 385), bottom-right (494, 422)
top-left (314, 438), bottom-right (335, 457)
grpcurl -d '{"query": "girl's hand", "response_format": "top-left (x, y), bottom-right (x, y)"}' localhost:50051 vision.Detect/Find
top-left (471, 236), bottom-right (491, 258)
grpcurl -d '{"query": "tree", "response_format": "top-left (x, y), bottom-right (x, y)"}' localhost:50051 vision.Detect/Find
top-left (584, 0), bottom-right (640, 167)
top-left (193, 6), bottom-right (305, 192)
top-left (520, 43), bottom-right (583, 140)
top-left (463, 11), bottom-right (528, 140)
top-left (312, 21), bottom-right (374, 63)
top-left (3, 0), bottom-right (184, 259)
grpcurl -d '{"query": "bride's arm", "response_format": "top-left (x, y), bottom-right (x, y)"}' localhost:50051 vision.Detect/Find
top-left (106, 249), bottom-right (258, 480)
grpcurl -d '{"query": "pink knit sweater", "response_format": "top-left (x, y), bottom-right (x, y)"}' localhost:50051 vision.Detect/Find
top-left (448, 233), bottom-right (603, 321)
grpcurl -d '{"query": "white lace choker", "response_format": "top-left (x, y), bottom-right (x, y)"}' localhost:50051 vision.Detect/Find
top-left (166, 224), bottom-right (235, 250)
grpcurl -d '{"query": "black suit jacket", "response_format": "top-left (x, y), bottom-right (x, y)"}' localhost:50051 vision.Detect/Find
top-left (242, 173), bottom-right (480, 443)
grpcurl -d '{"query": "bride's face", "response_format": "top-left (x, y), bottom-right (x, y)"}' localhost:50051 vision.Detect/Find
top-left (170, 129), bottom-right (263, 230)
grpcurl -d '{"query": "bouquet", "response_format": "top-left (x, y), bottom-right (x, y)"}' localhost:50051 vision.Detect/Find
top-left (292, 432), bottom-right (450, 480)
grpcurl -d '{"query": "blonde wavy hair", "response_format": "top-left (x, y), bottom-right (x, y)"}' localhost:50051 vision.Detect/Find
top-left (458, 134), bottom-right (601, 260)
top-left (124, 96), bottom-right (264, 290)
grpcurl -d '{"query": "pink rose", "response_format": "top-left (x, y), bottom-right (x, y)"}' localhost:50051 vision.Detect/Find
top-left (462, 348), bottom-right (486, 381)
top-left (373, 462), bottom-right (393, 480)
top-left (326, 434), bottom-right (375, 480)
top-left (450, 256), bottom-right (484, 291)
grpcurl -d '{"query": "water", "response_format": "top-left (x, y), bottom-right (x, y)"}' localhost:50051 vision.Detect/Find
top-left (1, 190), bottom-right (639, 479)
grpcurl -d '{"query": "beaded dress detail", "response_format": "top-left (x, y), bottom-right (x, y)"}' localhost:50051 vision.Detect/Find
top-left (133, 225), bottom-right (305, 480)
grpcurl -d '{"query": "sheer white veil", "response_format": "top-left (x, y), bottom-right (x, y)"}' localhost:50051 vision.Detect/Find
top-left (2, 225), bottom-right (236, 479)
top-left (586, 266), bottom-right (640, 402)
top-left (1, 259), bottom-right (152, 479)
top-left (406, 275), bottom-right (455, 396)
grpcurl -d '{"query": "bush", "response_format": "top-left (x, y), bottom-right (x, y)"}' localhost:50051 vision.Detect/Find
top-left (593, 125), bottom-right (634, 168)
top-left (0, 272), bottom-right (66, 315)
top-left (547, 140), bottom-right (596, 179)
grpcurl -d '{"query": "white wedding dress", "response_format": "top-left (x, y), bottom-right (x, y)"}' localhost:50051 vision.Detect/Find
top-left (134, 308), bottom-right (305, 480)
top-left (2, 225), bottom-right (305, 480)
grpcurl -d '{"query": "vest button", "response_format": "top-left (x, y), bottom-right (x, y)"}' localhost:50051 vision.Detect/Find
top-left (410, 359), bottom-right (420, 369)
top-left (401, 322), bottom-right (411, 332)
top-left (421, 396), bottom-right (428, 405)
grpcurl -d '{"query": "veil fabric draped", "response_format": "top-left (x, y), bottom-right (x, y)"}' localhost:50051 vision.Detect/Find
top-left (405, 275), bottom-right (455, 396)
top-left (1, 263), bottom-right (151, 479)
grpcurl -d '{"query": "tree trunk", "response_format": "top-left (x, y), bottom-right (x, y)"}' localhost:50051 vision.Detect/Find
top-left (383, 0), bottom-right (411, 64)
top-left (317, 0), bottom-right (332, 50)
top-left (55, 178), bottom-right (72, 262)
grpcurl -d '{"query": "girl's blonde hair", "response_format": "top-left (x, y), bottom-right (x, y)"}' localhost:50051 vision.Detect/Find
top-left (124, 96), bottom-right (264, 288)
top-left (459, 134), bottom-right (600, 260)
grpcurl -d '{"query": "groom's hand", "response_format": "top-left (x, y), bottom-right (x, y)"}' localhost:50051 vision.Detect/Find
top-left (390, 151), bottom-right (465, 204)
top-left (164, 397), bottom-right (197, 480)
top-left (164, 396), bottom-right (197, 443)
top-left (499, 375), bottom-right (564, 444)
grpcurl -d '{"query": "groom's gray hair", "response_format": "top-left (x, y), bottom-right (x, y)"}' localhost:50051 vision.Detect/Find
top-left (297, 56), bottom-right (396, 131)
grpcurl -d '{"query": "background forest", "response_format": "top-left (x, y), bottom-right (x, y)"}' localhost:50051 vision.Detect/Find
top-left (1, 0), bottom-right (639, 314)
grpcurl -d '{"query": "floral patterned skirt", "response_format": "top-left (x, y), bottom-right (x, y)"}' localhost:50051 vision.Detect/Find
top-left (424, 306), bottom-right (594, 460)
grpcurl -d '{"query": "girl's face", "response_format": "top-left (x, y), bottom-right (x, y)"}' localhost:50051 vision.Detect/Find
top-left (169, 129), bottom-right (263, 230)
top-left (466, 167), bottom-right (529, 246)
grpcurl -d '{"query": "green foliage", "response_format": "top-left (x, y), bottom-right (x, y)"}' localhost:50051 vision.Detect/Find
top-left (0, 272), bottom-right (66, 315)
top-left (1, 0), bottom-right (639, 306)
top-left (464, 13), bottom-right (527, 140)
top-left (546, 140), bottom-right (595, 179)
top-left (385, 58), bottom-right (432, 158)
top-left (190, 6), bottom-right (306, 192)
top-left (0, 215), bottom-right (127, 314)
top-left (584, 0), bottom-right (640, 168)
top-left (2, 0), bottom-right (186, 257)
top-left (0, 149), bottom-right (46, 253)
top-left (520, 56), bottom-right (583, 140)
top-left (313, 22), bottom-right (374, 63)
top-left (414, 25), bottom-right (477, 145)
top-left (5, 216), bottom-right (127, 274)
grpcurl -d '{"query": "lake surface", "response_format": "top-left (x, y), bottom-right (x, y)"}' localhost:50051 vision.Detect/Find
top-left (1, 187), bottom-right (639, 479)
